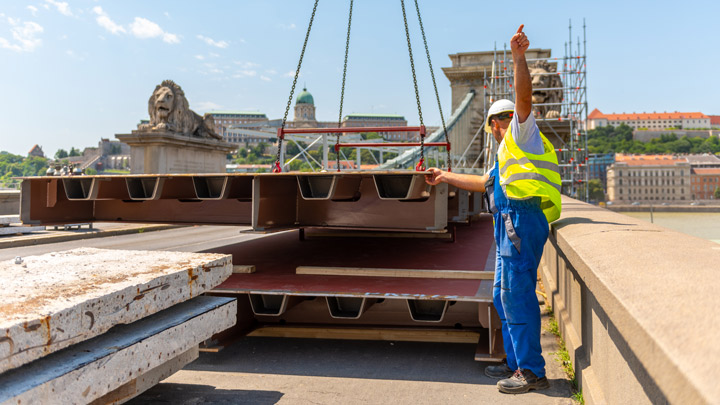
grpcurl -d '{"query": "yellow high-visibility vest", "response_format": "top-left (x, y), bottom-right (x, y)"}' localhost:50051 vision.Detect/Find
top-left (497, 123), bottom-right (562, 223)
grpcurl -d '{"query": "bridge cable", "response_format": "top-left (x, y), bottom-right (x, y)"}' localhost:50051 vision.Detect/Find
top-left (412, 0), bottom-right (451, 172)
top-left (274, 0), bottom-right (319, 173)
top-left (400, 0), bottom-right (425, 171)
top-left (335, 0), bottom-right (354, 172)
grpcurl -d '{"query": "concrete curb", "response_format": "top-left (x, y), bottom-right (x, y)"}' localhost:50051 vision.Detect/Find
top-left (0, 224), bottom-right (184, 249)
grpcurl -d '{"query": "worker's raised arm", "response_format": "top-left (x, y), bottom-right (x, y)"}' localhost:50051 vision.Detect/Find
top-left (511, 24), bottom-right (532, 123)
top-left (425, 168), bottom-right (489, 193)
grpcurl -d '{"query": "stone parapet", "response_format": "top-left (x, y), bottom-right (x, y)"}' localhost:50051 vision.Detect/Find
top-left (0, 190), bottom-right (20, 215)
top-left (116, 131), bottom-right (236, 174)
top-left (541, 196), bottom-right (720, 404)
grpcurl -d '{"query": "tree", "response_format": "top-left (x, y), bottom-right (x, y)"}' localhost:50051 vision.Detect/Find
top-left (587, 179), bottom-right (605, 202)
top-left (69, 147), bottom-right (81, 157)
top-left (715, 187), bottom-right (720, 200)
top-left (55, 149), bottom-right (68, 159)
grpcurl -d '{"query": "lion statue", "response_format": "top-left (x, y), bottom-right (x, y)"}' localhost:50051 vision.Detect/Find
top-left (139, 80), bottom-right (222, 140)
top-left (530, 61), bottom-right (563, 119)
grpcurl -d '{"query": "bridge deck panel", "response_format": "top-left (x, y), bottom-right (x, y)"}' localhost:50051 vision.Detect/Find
top-left (211, 217), bottom-right (494, 301)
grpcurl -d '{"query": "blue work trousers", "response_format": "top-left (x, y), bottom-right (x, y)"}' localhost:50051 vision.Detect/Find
top-left (486, 171), bottom-right (548, 378)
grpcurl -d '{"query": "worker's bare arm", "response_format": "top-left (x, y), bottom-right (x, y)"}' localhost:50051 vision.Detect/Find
top-left (424, 168), bottom-right (489, 193)
top-left (511, 24), bottom-right (532, 124)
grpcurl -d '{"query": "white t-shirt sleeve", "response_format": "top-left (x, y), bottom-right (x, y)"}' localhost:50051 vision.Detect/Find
top-left (510, 113), bottom-right (544, 155)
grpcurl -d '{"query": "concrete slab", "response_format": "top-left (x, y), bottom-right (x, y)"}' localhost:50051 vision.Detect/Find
top-left (0, 247), bottom-right (232, 374)
top-left (0, 225), bottom-right (46, 235)
top-left (0, 296), bottom-right (237, 404)
top-left (0, 215), bottom-right (19, 225)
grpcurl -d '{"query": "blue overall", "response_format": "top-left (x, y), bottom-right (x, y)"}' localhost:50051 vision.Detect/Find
top-left (486, 162), bottom-right (548, 377)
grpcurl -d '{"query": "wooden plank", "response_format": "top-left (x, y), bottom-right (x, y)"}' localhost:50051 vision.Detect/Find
top-left (232, 264), bottom-right (256, 274)
top-left (0, 296), bottom-right (236, 405)
top-left (296, 266), bottom-right (494, 280)
top-left (0, 248), bottom-right (233, 374)
top-left (247, 325), bottom-right (480, 344)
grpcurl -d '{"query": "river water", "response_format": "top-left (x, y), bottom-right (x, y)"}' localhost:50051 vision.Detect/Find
top-left (618, 212), bottom-right (720, 244)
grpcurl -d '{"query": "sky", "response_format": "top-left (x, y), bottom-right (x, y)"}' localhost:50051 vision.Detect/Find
top-left (1, 0), bottom-right (718, 157)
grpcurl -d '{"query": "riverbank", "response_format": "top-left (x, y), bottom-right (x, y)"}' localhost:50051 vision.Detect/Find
top-left (606, 204), bottom-right (720, 213)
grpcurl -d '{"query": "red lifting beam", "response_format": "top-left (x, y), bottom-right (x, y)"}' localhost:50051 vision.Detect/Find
top-left (334, 142), bottom-right (450, 151)
top-left (277, 125), bottom-right (426, 139)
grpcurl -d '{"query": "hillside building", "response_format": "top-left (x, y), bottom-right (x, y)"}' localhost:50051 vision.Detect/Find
top-left (588, 109), bottom-right (710, 131)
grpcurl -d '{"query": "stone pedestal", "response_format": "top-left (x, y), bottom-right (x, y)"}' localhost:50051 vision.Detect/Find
top-left (116, 131), bottom-right (236, 174)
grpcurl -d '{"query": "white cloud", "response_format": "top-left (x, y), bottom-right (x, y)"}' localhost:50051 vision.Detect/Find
top-left (44, 0), bottom-right (72, 17)
top-left (279, 23), bottom-right (296, 30)
top-left (265, 69), bottom-right (278, 75)
top-left (197, 34), bottom-right (229, 49)
top-left (194, 54), bottom-right (205, 60)
top-left (0, 20), bottom-right (44, 52)
top-left (27, 6), bottom-right (38, 16)
top-left (260, 75), bottom-right (271, 82)
top-left (92, 6), bottom-right (125, 35)
top-left (129, 17), bottom-right (179, 44)
top-left (233, 70), bottom-right (257, 79)
top-left (283, 70), bottom-right (297, 78)
top-left (208, 52), bottom-right (220, 58)
top-left (235, 61), bottom-right (260, 69)
top-left (164, 12), bottom-right (171, 19)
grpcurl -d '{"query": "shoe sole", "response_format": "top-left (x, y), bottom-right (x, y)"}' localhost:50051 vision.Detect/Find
top-left (497, 380), bottom-right (550, 394)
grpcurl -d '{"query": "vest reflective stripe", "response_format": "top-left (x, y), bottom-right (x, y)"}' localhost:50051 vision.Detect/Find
top-left (501, 172), bottom-right (561, 192)
top-left (498, 123), bottom-right (562, 223)
top-left (499, 157), bottom-right (560, 176)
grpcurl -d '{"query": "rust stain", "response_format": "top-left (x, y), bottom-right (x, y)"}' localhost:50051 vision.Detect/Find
top-left (134, 294), bottom-right (145, 301)
top-left (85, 311), bottom-right (95, 330)
top-left (41, 315), bottom-right (52, 349)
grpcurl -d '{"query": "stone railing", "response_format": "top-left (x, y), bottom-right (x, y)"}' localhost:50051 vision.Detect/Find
top-left (541, 196), bottom-right (720, 404)
top-left (0, 190), bottom-right (20, 215)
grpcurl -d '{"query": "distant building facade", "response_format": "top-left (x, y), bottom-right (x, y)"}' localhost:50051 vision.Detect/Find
top-left (588, 109), bottom-right (711, 131)
top-left (207, 111), bottom-right (269, 145)
top-left (606, 154), bottom-right (691, 202)
top-left (587, 153), bottom-right (615, 188)
top-left (27, 145), bottom-right (45, 158)
top-left (691, 168), bottom-right (720, 199)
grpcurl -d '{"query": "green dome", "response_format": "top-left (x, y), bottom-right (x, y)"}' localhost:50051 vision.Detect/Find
top-left (296, 88), bottom-right (314, 105)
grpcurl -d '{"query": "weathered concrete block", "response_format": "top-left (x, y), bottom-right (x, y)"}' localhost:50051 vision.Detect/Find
top-left (0, 296), bottom-right (236, 404)
top-left (0, 248), bottom-right (232, 374)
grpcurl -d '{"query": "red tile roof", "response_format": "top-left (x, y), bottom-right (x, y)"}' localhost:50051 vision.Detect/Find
top-left (589, 110), bottom-right (709, 121)
top-left (693, 168), bottom-right (720, 175)
top-left (615, 154), bottom-right (686, 166)
top-left (709, 115), bottom-right (720, 125)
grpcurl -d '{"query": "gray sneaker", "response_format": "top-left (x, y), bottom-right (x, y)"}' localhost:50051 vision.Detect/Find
top-left (497, 369), bottom-right (550, 394)
top-left (484, 362), bottom-right (514, 379)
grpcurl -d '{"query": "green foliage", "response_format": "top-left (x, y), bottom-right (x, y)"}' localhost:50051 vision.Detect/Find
top-left (588, 124), bottom-right (720, 154)
top-left (715, 187), bottom-right (720, 200)
top-left (545, 306), bottom-right (583, 403)
top-left (69, 147), bottom-right (81, 157)
top-left (0, 151), bottom-right (50, 187)
top-left (84, 168), bottom-right (97, 175)
top-left (55, 149), bottom-right (68, 159)
top-left (587, 179), bottom-right (605, 202)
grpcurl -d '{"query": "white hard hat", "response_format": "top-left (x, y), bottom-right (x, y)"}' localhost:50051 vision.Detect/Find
top-left (484, 99), bottom-right (515, 133)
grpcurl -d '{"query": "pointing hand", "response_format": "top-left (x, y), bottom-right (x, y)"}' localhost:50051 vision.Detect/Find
top-left (511, 24), bottom-right (529, 56)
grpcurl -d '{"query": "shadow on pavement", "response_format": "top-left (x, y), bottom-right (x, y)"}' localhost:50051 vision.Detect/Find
top-left (127, 383), bottom-right (283, 405)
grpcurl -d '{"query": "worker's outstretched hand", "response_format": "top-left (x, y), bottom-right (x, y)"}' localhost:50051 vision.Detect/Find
top-left (510, 24), bottom-right (529, 56)
top-left (425, 168), bottom-right (446, 186)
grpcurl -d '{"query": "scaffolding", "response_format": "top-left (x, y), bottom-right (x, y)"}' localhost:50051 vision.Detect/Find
top-left (471, 19), bottom-right (590, 201)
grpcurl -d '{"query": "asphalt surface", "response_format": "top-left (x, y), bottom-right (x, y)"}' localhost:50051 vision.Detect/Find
top-left (2, 226), bottom-right (574, 404)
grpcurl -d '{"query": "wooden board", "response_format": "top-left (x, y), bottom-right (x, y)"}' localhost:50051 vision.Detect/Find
top-left (0, 296), bottom-right (237, 405)
top-left (296, 266), bottom-right (494, 280)
top-left (0, 248), bottom-right (232, 374)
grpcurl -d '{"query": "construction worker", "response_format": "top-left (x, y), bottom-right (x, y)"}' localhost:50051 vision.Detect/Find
top-left (425, 24), bottom-right (561, 394)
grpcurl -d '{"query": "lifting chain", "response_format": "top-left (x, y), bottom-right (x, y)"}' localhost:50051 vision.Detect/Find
top-left (400, 0), bottom-right (425, 171)
top-left (274, 0), bottom-right (319, 173)
top-left (336, 0), bottom-right (354, 172)
top-left (412, 0), bottom-right (451, 171)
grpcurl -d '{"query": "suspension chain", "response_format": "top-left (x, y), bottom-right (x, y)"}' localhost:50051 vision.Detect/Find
top-left (400, 0), bottom-right (425, 170)
top-left (274, 0), bottom-right (319, 172)
top-left (336, 0), bottom-right (354, 172)
top-left (412, 0), bottom-right (451, 171)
